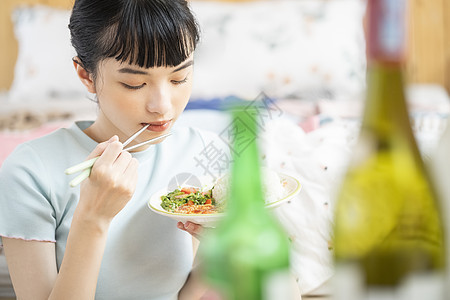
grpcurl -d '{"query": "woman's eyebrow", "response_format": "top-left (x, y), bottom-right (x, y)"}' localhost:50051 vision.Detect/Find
top-left (172, 60), bottom-right (194, 73)
top-left (118, 60), bottom-right (193, 75)
top-left (118, 68), bottom-right (148, 75)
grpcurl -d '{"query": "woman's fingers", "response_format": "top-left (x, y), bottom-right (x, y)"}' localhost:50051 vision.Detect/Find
top-left (86, 135), bottom-right (119, 160)
top-left (79, 140), bottom-right (139, 221)
top-left (112, 151), bottom-right (134, 174)
top-left (76, 134), bottom-right (141, 223)
top-left (177, 221), bottom-right (204, 239)
top-left (121, 157), bottom-right (139, 192)
top-left (95, 140), bottom-right (124, 166)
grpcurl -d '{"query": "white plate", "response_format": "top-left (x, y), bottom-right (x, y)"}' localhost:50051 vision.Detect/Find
top-left (148, 172), bottom-right (302, 227)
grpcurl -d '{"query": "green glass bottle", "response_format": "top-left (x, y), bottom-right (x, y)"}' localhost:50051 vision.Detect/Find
top-left (200, 105), bottom-right (293, 300)
top-left (332, 0), bottom-right (446, 298)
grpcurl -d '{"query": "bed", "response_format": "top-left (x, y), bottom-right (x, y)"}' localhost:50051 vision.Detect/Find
top-left (0, 0), bottom-right (449, 298)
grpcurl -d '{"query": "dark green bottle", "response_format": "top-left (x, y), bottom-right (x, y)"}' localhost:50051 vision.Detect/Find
top-left (200, 106), bottom-right (293, 300)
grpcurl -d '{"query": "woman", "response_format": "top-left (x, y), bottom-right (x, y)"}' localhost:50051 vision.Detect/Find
top-left (0, 0), bottom-right (222, 298)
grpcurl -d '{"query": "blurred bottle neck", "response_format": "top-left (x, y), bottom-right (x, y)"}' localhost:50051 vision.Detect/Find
top-left (361, 0), bottom-right (412, 133)
top-left (228, 108), bottom-right (266, 215)
top-left (366, 0), bottom-right (408, 65)
top-left (363, 64), bottom-right (407, 122)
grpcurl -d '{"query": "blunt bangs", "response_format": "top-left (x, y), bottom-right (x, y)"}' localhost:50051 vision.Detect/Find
top-left (101, 0), bottom-right (199, 68)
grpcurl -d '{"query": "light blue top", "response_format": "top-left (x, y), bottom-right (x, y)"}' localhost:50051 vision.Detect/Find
top-left (0, 121), bottom-right (230, 299)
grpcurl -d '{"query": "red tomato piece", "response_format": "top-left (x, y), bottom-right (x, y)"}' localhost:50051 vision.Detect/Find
top-left (181, 187), bottom-right (198, 194)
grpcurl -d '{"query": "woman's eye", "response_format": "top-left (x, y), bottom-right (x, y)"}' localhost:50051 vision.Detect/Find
top-left (122, 83), bottom-right (146, 90)
top-left (171, 77), bottom-right (188, 85)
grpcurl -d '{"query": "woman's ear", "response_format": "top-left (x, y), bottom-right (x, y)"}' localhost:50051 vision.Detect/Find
top-left (73, 57), bottom-right (96, 94)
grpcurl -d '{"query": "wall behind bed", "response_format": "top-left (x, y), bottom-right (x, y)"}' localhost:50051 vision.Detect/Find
top-left (0, 0), bottom-right (73, 91)
top-left (0, 0), bottom-right (449, 94)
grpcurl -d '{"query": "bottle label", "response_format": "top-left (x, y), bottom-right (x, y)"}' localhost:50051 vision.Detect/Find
top-left (333, 264), bottom-right (446, 300)
top-left (368, 0), bottom-right (407, 62)
top-left (263, 269), bottom-right (296, 300)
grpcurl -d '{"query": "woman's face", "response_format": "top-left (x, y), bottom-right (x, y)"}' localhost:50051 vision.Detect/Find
top-left (87, 55), bottom-right (194, 150)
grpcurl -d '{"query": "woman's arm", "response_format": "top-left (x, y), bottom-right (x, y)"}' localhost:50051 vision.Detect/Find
top-left (3, 238), bottom-right (57, 299)
top-left (49, 215), bottom-right (110, 299)
top-left (3, 218), bottom-right (109, 300)
top-left (4, 137), bottom-right (139, 299)
top-left (177, 222), bottom-right (213, 300)
top-left (178, 233), bottom-right (209, 300)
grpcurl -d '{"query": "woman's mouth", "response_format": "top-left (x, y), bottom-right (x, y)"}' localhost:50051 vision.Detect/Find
top-left (142, 120), bottom-right (172, 132)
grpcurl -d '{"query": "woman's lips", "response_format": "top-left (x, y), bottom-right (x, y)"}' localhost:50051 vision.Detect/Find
top-left (143, 120), bottom-right (171, 132)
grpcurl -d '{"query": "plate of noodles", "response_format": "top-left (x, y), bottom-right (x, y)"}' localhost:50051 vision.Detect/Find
top-left (148, 169), bottom-right (302, 227)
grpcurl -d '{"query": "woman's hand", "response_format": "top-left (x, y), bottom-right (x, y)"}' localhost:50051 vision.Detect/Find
top-left (177, 221), bottom-right (204, 239)
top-left (77, 135), bottom-right (139, 224)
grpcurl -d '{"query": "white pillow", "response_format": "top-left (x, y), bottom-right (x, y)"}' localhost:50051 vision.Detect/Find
top-left (9, 5), bottom-right (86, 102)
top-left (190, 0), bottom-right (367, 100)
top-left (8, 1), bottom-right (366, 102)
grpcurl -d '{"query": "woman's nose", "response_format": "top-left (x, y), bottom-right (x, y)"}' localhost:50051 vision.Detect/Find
top-left (145, 84), bottom-right (171, 115)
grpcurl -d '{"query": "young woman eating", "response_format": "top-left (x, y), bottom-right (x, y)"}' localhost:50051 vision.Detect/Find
top-left (0, 0), bottom-right (222, 298)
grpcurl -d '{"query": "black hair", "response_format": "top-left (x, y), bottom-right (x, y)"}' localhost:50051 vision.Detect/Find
top-left (69, 0), bottom-right (200, 78)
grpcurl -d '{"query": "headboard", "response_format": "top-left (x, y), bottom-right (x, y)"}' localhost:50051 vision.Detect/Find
top-left (1, 0), bottom-right (449, 94)
top-left (407, 0), bottom-right (450, 94)
top-left (0, 0), bottom-right (74, 92)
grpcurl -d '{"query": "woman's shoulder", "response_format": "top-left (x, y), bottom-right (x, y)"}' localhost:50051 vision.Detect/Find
top-left (2, 123), bottom-right (88, 172)
top-left (17, 126), bottom-right (77, 152)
